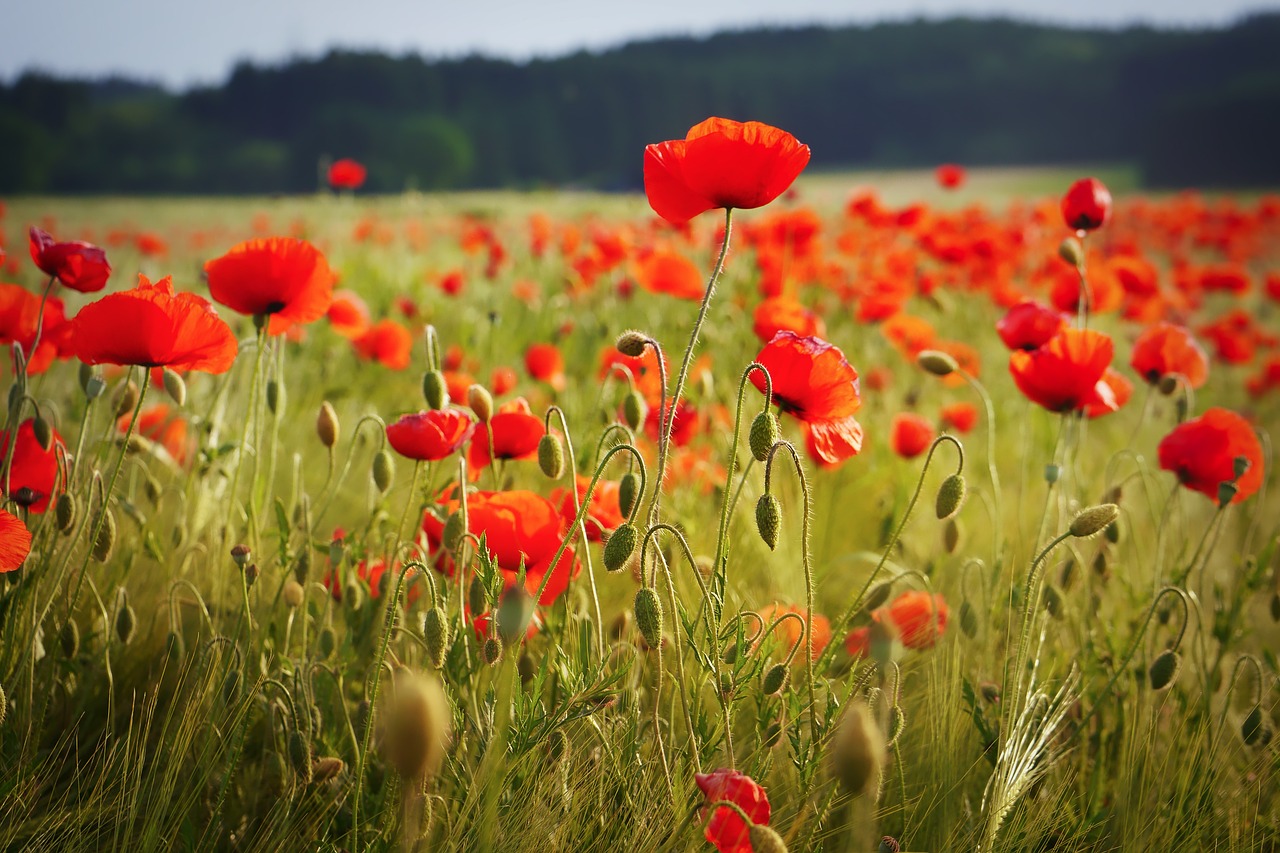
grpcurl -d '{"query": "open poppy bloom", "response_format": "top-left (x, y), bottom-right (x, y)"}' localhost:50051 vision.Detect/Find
top-left (68, 274), bottom-right (237, 373)
top-left (1009, 327), bottom-right (1116, 414)
top-left (1061, 177), bottom-right (1112, 232)
top-left (353, 319), bottom-right (413, 370)
top-left (328, 158), bottom-right (367, 190)
top-left (467, 398), bottom-right (544, 472)
top-left (941, 402), bottom-right (978, 433)
top-left (0, 419), bottom-right (62, 513)
top-left (753, 602), bottom-right (832, 660)
top-left (524, 343), bottom-right (566, 391)
top-left (996, 301), bottom-right (1067, 351)
top-left (0, 507), bottom-right (32, 572)
top-left (1158, 408), bottom-right (1263, 504)
top-left (205, 237), bottom-right (335, 335)
top-left (751, 331), bottom-right (863, 465)
top-left (936, 163), bottom-right (966, 190)
top-left (422, 489), bottom-right (578, 605)
top-left (0, 283), bottom-right (71, 373)
top-left (644, 118), bottom-right (810, 225)
top-left (1130, 322), bottom-right (1209, 389)
top-left (551, 474), bottom-right (625, 541)
top-left (119, 403), bottom-right (192, 466)
top-left (695, 769), bottom-right (771, 853)
top-left (326, 290), bottom-right (371, 339)
top-left (1085, 368), bottom-right (1132, 419)
top-left (847, 590), bottom-right (949, 656)
top-left (631, 247), bottom-right (705, 300)
top-left (386, 409), bottom-right (476, 462)
top-left (890, 412), bottom-right (935, 459)
top-left (29, 227), bottom-right (111, 293)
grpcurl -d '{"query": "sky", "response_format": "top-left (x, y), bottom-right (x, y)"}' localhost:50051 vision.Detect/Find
top-left (3, 0), bottom-right (1276, 89)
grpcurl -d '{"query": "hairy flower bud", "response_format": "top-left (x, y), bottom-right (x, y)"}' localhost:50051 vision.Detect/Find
top-left (621, 390), bottom-right (647, 432)
top-left (422, 370), bottom-right (448, 410)
top-left (316, 401), bottom-right (339, 449)
top-left (1058, 236), bottom-right (1085, 267)
top-left (917, 349), bottom-right (959, 377)
top-left (748, 824), bottom-right (789, 853)
top-left (1069, 503), bottom-right (1120, 538)
top-left (1148, 649), bottom-right (1181, 691)
top-left (422, 607), bottom-right (449, 669)
top-left (634, 586), bottom-right (663, 650)
top-left (537, 433), bottom-right (565, 479)
top-left (288, 730), bottom-right (312, 784)
top-left (935, 473), bottom-right (966, 520)
top-left (829, 700), bottom-right (885, 797)
top-left (618, 471), bottom-right (641, 518)
top-left (32, 416), bottom-right (53, 451)
top-left (603, 522), bottom-right (639, 573)
top-left (762, 663), bottom-right (789, 696)
top-left (467, 384), bottom-right (494, 423)
top-left (162, 368), bottom-right (187, 407)
top-left (482, 636), bottom-right (503, 666)
top-left (749, 411), bottom-right (781, 463)
top-left (93, 510), bottom-right (117, 562)
top-left (372, 448), bottom-right (395, 492)
top-left (615, 330), bottom-right (649, 358)
top-left (114, 380), bottom-right (140, 417)
top-left (55, 493), bottom-right (77, 534)
top-left (755, 493), bottom-right (781, 550)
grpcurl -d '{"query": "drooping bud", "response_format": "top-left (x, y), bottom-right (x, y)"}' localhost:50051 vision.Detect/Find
top-left (372, 449), bottom-right (395, 492)
top-left (1242, 706), bottom-right (1273, 747)
top-left (115, 599), bottom-right (137, 645)
top-left (935, 473), bottom-right (966, 519)
top-left (316, 401), bottom-right (340, 449)
top-left (959, 599), bottom-right (979, 638)
top-left (943, 517), bottom-right (962, 553)
top-left (603, 522), bottom-right (639, 573)
top-left (762, 663), bottom-right (789, 696)
top-left (467, 384), bottom-right (493, 423)
top-left (266, 379), bottom-right (281, 414)
top-left (318, 626), bottom-right (337, 659)
top-left (755, 493), bottom-right (782, 550)
top-left (537, 433), bottom-right (565, 479)
top-left (618, 471), bottom-right (641, 517)
top-left (828, 700), bottom-right (885, 797)
top-left (917, 349), bottom-right (959, 377)
top-left (288, 730), bottom-right (313, 784)
top-left (162, 368), bottom-right (187, 406)
top-left (312, 756), bottom-right (345, 784)
top-left (1148, 649), bottom-right (1181, 691)
top-left (621, 390), bottom-right (646, 432)
top-left (1069, 504), bottom-right (1120, 538)
top-left (244, 562), bottom-right (260, 587)
top-left (468, 575), bottom-right (487, 617)
top-left (60, 620), bottom-right (80, 658)
top-left (382, 671), bottom-right (451, 781)
top-left (496, 587), bottom-right (532, 647)
top-left (422, 370), bottom-right (448, 410)
top-left (92, 510), bottom-right (117, 562)
top-left (634, 587), bottom-right (663, 650)
top-left (442, 510), bottom-right (467, 553)
top-left (422, 607), bottom-right (449, 669)
top-left (748, 824), bottom-right (789, 853)
top-left (615, 330), bottom-right (649, 358)
top-left (55, 493), bottom-right (77, 534)
top-left (749, 411), bottom-right (781, 462)
top-left (1058, 236), bottom-right (1085, 267)
top-left (114, 380), bottom-right (140, 417)
top-left (32, 416), bottom-right (53, 451)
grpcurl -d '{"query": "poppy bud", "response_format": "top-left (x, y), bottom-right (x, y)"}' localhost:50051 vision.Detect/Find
top-left (497, 587), bottom-right (532, 647)
top-left (1069, 504), bottom-right (1119, 538)
top-left (230, 544), bottom-right (251, 568)
top-left (313, 756), bottom-right (345, 784)
top-left (422, 370), bottom-right (448, 410)
top-left (1057, 236), bottom-right (1085, 267)
top-left (762, 662), bottom-right (789, 696)
top-left (1157, 373), bottom-right (1179, 396)
top-left (634, 587), bottom-right (663, 651)
top-left (316, 401), bottom-right (339, 449)
top-left (222, 668), bottom-right (241, 705)
top-left (943, 517), bottom-right (962, 554)
top-left (959, 600), bottom-right (979, 638)
top-left (115, 380), bottom-right (140, 417)
top-left (468, 575), bottom-right (487, 617)
top-left (860, 582), bottom-right (893, 615)
top-left (467, 384), bottom-right (493, 423)
top-left (284, 580), bottom-right (304, 609)
top-left (1061, 177), bottom-right (1112, 232)
top-left (93, 510), bottom-right (117, 562)
top-left (756, 494), bottom-right (782, 550)
top-left (161, 368), bottom-right (187, 406)
top-left (615, 330), bottom-right (649, 358)
top-left (1242, 706), bottom-right (1272, 747)
top-left (293, 549), bottom-right (310, 584)
top-left (888, 706), bottom-right (906, 744)
top-left (537, 433), bottom-right (565, 479)
top-left (603, 522), bottom-right (639, 573)
top-left (288, 730), bottom-right (313, 784)
top-left (749, 411), bottom-right (781, 463)
top-left (144, 474), bottom-right (162, 503)
top-left (1148, 650), bottom-right (1181, 691)
top-left (1218, 481), bottom-right (1238, 507)
top-left (980, 682), bottom-right (1001, 704)
top-left (1105, 518), bottom-right (1121, 544)
top-left (917, 349), bottom-right (959, 377)
top-left (935, 473), bottom-right (966, 520)
top-left (32, 416), bottom-right (53, 452)
top-left (723, 643), bottom-right (740, 664)
top-left (244, 562), bottom-right (260, 587)
top-left (828, 700), bottom-right (885, 797)
top-left (622, 390), bottom-right (646, 432)
top-left (318, 626), bottom-right (337, 659)
top-left (55, 493), bottom-right (77, 534)
top-left (482, 636), bottom-right (503, 666)
top-left (1044, 463), bottom-right (1061, 484)
top-left (618, 471), bottom-right (641, 518)
top-left (422, 607), bottom-right (449, 669)
top-left (266, 379), bottom-right (281, 414)
top-left (878, 837), bottom-right (901, 853)
top-left (116, 600), bottom-right (137, 645)
top-left (60, 620), bottom-right (80, 658)
top-left (372, 449), bottom-right (395, 492)
top-left (748, 824), bottom-right (789, 853)
top-left (442, 510), bottom-right (467, 553)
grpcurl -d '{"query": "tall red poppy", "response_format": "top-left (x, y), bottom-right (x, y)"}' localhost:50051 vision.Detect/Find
top-left (751, 332), bottom-right (863, 465)
top-left (0, 283), bottom-right (71, 373)
top-left (467, 398), bottom-right (544, 472)
top-left (28, 227), bottom-right (111, 293)
top-left (1158, 408), bottom-right (1263, 504)
top-left (644, 118), bottom-right (810, 225)
top-left (0, 507), bottom-right (32, 572)
top-left (752, 296), bottom-right (826, 342)
top-left (328, 158), bottom-right (367, 190)
top-left (524, 343), bottom-right (566, 391)
top-left (68, 274), bottom-right (237, 373)
top-left (1061, 178), bottom-right (1112, 232)
top-left (1009, 327), bottom-right (1116, 414)
top-left (695, 769), bottom-right (771, 853)
top-left (327, 290), bottom-right (370, 339)
top-left (204, 237), bottom-right (335, 335)
top-left (878, 591), bottom-right (949, 650)
top-left (890, 412), bottom-right (935, 459)
top-left (0, 419), bottom-right (62, 513)
top-left (386, 410), bottom-right (476, 462)
top-left (1130, 322), bottom-right (1209, 389)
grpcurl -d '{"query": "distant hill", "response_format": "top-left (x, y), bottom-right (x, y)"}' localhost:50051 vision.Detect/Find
top-left (2, 14), bottom-right (1279, 194)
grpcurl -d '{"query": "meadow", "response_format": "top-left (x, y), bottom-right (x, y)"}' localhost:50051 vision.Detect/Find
top-left (0, 143), bottom-right (1277, 853)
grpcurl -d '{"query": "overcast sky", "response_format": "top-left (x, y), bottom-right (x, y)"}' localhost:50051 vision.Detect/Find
top-left (2, 0), bottom-right (1275, 88)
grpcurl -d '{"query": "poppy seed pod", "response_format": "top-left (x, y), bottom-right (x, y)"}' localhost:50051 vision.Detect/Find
top-left (615, 330), bottom-right (649, 358)
top-left (467, 384), bottom-right (494, 423)
top-left (762, 663), bottom-right (789, 696)
top-left (92, 510), bottom-right (117, 562)
top-left (537, 433), bottom-right (565, 479)
top-left (935, 473), bottom-right (966, 520)
top-left (756, 494), bottom-right (782, 550)
top-left (618, 471), bottom-right (641, 518)
top-left (162, 368), bottom-right (186, 406)
top-left (748, 824), bottom-right (789, 853)
top-left (634, 586), bottom-right (663, 650)
top-left (604, 522), bottom-right (639, 573)
top-left (828, 700), bottom-right (885, 798)
top-left (944, 517), bottom-right (962, 553)
top-left (917, 349), bottom-right (959, 377)
top-left (422, 370), bottom-right (448, 410)
top-left (316, 401), bottom-right (339, 449)
top-left (372, 448), bottom-right (395, 492)
top-left (230, 543), bottom-right (251, 567)
top-left (1148, 649), bottom-right (1181, 691)
top-left (1069, 504), bottom-right (1120, 538)
top-left (283, 580), bottom-right (304, 609)
top-left (622, 390), bottom-right (647, 432)
top-left (482, 636), bottom-right (503, 666)
top-left (749, 411), bottom-right (781, 463)
top-left (422, 607), bottom-right (449, 669)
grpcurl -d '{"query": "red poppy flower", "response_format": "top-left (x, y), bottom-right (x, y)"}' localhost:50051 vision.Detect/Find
top-left (1130, 322), bottom-right (1209, 389)
top-left (644, 118), bottom-right (810, 225)
top-left (324, 558), bottom-right (422, 605)
top-left (880, 590), bottom-right (949, 649)
top-left (467, 398), bottom-right (544, 472)
top-left (645, 398), bottom-right (701, 448)
top-left (0, 283), bottom-right (69, 374)
top-left (353, 319), bottom-right (413, 370)
top-left (632, 247), bottom-right (705, 300)
top-left (490, 365), bottom-right (517, 396)
top-left (1158, 408), bottom-right (1263, 504)
top-left (695, 769), bottom-right (771, 853)
top-left (751, 332), bottom-right (863, 465)
top-left (1061, 178), bottom-right (1112, 232)
top-left (996, 301), bottom-right (1067, 352)
top-left (0, 419), bottom-right (62, 513)
top-left (936, 163), bottom-right (966, 190)
top-left (0, 507), bottom-right (32, 572)
top-left (0, 283), bottom-right (41, 346)
top-left (1009, 328), bottom-right (1116, 414)
top-left (1085, 368), bottom-right (1132, 419)
top-left (890, 412), bottom-right (935, 459)
top-left (551, 474), bottom-right (624, 541)
top-left (386, 409), bottom-right (476, 462)
top-left (754, 602), bottom-right (831, 660)
top-left (119, 403), bottom-right (192, 466)
top-left (28, 227), bottom-right (111, 293)
top-left (524, 343), bottom-right (566, 391)
top-left (752, 296), bottom-right (826, 342)
top-left (68, 274), bottom-right (237, 373)
top-left (327, 290), bottom-right (370, 339)
top-left (328, 158), bottom-right (367, 190)
top-left (422, 489), bottom-right (578, 605)
top-left (205, 237), bottom-right (335, 335)
top-left (941, 402), bottom-right (978, 433)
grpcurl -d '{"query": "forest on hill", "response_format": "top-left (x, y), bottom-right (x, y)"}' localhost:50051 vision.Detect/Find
top-left (2, 13), bottom-right (1278, 194)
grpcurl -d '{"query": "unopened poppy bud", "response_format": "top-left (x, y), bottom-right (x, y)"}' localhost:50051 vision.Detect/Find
top-left (482, 635), bottom-right (503, 666)
top-left (78, 362), bottom-right (94, 394)
top-left (1148, 649), bottom-right (1181, 691)
top-left (749, 411), bottom-right (781, 462)
top-left (313, 756), bottom-right (345, 784)
top-left (603, 522), bottom-right (639, 573)
top-left (316, 401), bottom-right (339, 449)
top-left (288, 730), bottom-right (313, 784)
top-left (1218, 481), bottom-right (1238, 507)
top-left (756, 493), bottom-right (782, 550)
top-left (723, 643), bottom-right (740, 664)
top-left (917, 349), bottom-right (959, 377)
top-left (114, 380), bottom-right (140, 417)
top-left (935, 473), bottom-right (966, 519)
top-left (537, 433), bottom-right (565, 479)
top-left (422, 607), bottom-right (449, 669)
top-left (959, 600), bottom-right (979, 638)
top-left (60, 620), bottom-right (80, 658)
top-left (829, 700), bottom-right (885, 797)
top-left (10, 487), bottom-right (38, 510)
top-left (284, 580), bottom-right (304, 609)
top-left (762, 662), bottom-right (789, 696)
top-left (372, 449), bottom-right (395, 492)
top-left (266, 379), bottom-right (281, 414)
top-left (888, 706), bottom-right (906, 744)
top-left (442, 510), bottom-right (467, 552)
top-left (1069, 503), bottom-right (1119, 538)
top-left (1157, 373), bottom-right (1179, 396)
top-left (1058, 236), bottom-right (1085, 267)
top-left (944, 517), bottom-right (962, 553)
top-left (719, 671), bottom-right (735, 699)
top-left (318, 626), bottom-right (336, 659)
top-left (980, 682), bottom-right (1001, 704)
top-left (116, 600), bottom-right (137, 645)
top-left (422, 370), bottom-right (448, 410)
top-left (615, 330), bottom-right (649, 358)
top-left (1233, 455), bottom-right (1251, 480)
top-left (618, 471), bottom-right (641, 517)
top-left (622, 390), bottom-right (646, 431)
top-left (160, 368), bottom-right (187, 407)
top-left (55, 493), bottom-right (77, 533)
top-left (467, 384), bottom-right (493, 423)
top-left (93, 510), bottom-right (116, 562)
top-left (860, 582), bottom-right (893, 615)
top-left (878, 837), bottom-right (901, 853)
top-left (497, 587), bottom-right (532, 647)
top-left (244, 562), bottom-right (259, 587)
top-left (634, 587), bottom-right (663, 650)
top-left (32, 416), bottom-right (53, 451)
top-left (468, 575), bottom-right (487, 617)
top-left (748, 824), bottom-right (789, 853)
top-left (230, 544), bottom-right (251, 567)
top-left (1242, 706), bottom-right (1272, 747)
top-left (1044, 463), bottom-right (1061, 484)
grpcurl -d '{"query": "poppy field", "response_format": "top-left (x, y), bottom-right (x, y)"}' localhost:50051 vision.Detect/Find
top-left (0, 120), bottom-right (1278, 852)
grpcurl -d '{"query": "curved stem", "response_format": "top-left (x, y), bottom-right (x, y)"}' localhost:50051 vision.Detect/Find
top-left (546, 404), bottom-right (603, 655)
